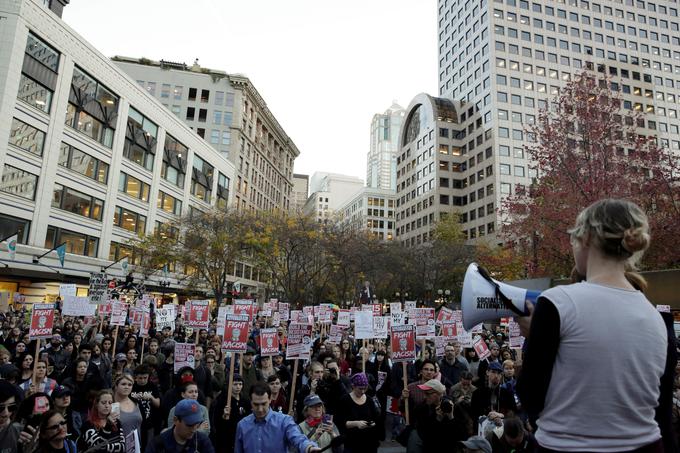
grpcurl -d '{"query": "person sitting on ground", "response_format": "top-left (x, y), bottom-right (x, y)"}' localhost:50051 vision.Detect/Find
top-left (487, 416), bottom-right (537, 453)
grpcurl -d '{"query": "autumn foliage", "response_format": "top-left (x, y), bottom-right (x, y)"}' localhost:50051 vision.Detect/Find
top-left (501, 71), bottom-right (680, 278)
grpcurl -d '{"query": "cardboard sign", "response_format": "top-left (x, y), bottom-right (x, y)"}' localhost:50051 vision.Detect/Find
top-left (29, 304), bottom-right (54, 340)
top-left (328, 324), bottom-right (344, 344)
top-left (372, 316), bottom-right (389, 339)
top-left (389, 302), bottom-right (402, 313)
top-left (174, 343), bottom-right (196, 373)
top-left (279, 303), bottom-right (289, 322)
top-left (62, 296), bottom-right (97, 317)
top-left (186, 300), bottom-right (210, 329)
top-left (391, 311), bottom-right (405, 327)
top-left (337, 309), bottom-right (351, 328)
top-left (435, 337), bottom-right (448, 358)
top-left (233, 300), bottom-right (255, 322)
top-left (508, 319), bottom-right (525, 350)
top-left (98, 301), bottom-right (112, 320)
top-left (372, 304), bottom-right (382, 317)
top-left (111, 302), bottom-right (128, 326)
top-left (216, 306), bottom-right (230, 337)
top-left (88, 272), bottom-right (108, 304)
top-left (441, 320), bottom-right (458, 340)
top-left (657, 305), bottom-right (671, 313)
top-left (272, 311), bottom-right (281, 327)
top-left (457, 322), bottom-right (473, 348)
top-left (259, 328), bottom-right (279, 356)
top-left (222, 314), bottom-right (250, 352)
top-left (286, 323), bottom-right (313, 359)
top-left (473, 336), bottom-right (491, 360)
top-left (390, 324), bottom-right (416, 362)
top-left (156, 307), bottom-right (175, 331)
top-left (410, 308), bottom-right (435, 339)
top-left (59, 284), bottom-right (77, 298)
top-left (354, 310), bottom-right (374, 340)
top-left (319, 305), bottom-right (333, 323)
top-left (404, 301), bottom-right (417, 312)
top-left (436, 307), bottom-right (454, 326)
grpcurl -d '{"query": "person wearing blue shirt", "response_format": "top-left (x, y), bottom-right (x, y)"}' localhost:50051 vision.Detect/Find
top-left (235, 382), bottom-right (321, 453)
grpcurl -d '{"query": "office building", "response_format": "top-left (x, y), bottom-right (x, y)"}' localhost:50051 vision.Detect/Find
top-left (436, 0), bottom-right (680, 240)
top-left (338, 187), bottom-right (396, 241)
top-left (292, 173), bottom-right (309, 212)
top-left (367, 102), bottom-right (405, 191)
top-left (0, 0), bottom-right (244, 303)
top-left (304, 172), bottom-right (364, 224)
top-left (113, 57), bottom-right (299, 212)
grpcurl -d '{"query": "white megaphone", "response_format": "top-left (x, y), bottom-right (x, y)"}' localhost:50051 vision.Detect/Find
top-left (461, 263), bottom-right (542, 331)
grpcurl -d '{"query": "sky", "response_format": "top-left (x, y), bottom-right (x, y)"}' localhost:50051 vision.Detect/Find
top-left (63, 1), bottom-right (438, 182)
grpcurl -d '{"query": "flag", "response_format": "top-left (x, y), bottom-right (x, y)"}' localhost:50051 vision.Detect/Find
top-left (120, 257), bottom-right (129, 274)
top-left (7, 234), bottom-right (17, 260)
top-left (55, 243), bottom-right (66, 267)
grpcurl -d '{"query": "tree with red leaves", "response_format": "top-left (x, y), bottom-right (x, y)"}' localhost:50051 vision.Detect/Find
top-left (501, 71), bottom-right (680, 278)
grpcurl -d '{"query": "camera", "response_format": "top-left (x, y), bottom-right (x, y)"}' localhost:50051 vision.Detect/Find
top-left (440, 399), bottom-right (453, 413)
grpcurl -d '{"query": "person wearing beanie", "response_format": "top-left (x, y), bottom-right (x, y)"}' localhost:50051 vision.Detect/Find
top-left (335, 373), bottom-right (380, 453)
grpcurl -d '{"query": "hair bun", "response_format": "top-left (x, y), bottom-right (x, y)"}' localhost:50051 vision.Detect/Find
top-left (621, 228), bottom-right (649, 253)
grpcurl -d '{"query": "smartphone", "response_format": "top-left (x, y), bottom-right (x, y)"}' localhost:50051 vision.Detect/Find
top-left (33, 396), bottom-right (49, 415)
top-left (322, 414), bottom-right (333, 424)
top-left (111, 402), bottom-right (120, 417)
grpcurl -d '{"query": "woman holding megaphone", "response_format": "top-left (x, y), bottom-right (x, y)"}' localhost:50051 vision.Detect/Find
top-left (516, 199), bottom-right (672, 453)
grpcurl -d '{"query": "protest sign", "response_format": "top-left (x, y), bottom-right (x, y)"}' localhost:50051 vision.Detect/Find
top-left (328, 324), bottom-right (344, 344)
top-left (29, 304), bottom-right (54, 340)
top-left (354, 310), bottom-right (374, 340)
top-left (441, 320), bottom-right (457, 340)
top-left (372, 316), bottom-right (389, 339)
top-left (391, 311), bottom-right (405, 327)
top-left (156, 307), bottom-right (175, 330)
top-left (303, 306), bottom-right (314, 319)
top-left (59, 284), bottom-right (77, 298)
top-left (404, 301), bottom-right (417, 312)
top-left (390, 324), bottom-right (416, 362)
top-left (222, 314), bottom-right (250, 352)
top-left (319, 305), bottom-right (333, 323)
top-left (62, 296), bottom-right (97, 317)
top-left (337, 309), bottom-right (351, 328)
top-left (286, 323), bottom-right (313, 359)
top-left (372, 304), bottom-right (382, 317)
top-left (186, 300), bottom-right (210, 329)
top-left (111, 302), bottom-right (128, 326)
top-left (389, 302), bottom-right (402, 314)
top-left (457, 323), bottom-right (473, 348)
top-left (272, 311), bottom-right (281, 327)
top-left (234, 300), bottom-right (255, 321)
top-left (174, 343), bottom-right (196, 373)
top-left (508, 319), bottom-right (525, 349)
top-left (216, 306), bottom-right (230, 336)
top-left (279, 303), bottom-right (290, 322)
top-left (88, 272), bottom-right (108, 304)
top-left (259, 328), bottom-right (279, 356)
top-left (98, 301), bottom-right (112, 320)
top-left (657, 305), bottom-right (671, 313)
top-left (473, 336), bottom-right (491, 360)
top-left (410, 308), bottom-right (435, 339)
top-left (138, 310), bottom-right (150, 338)
top-left (0, 292), bottom-right (9, 313)
top-left (435, 337), bottom-right (448, 358)
top-left (290, 310), bottom-right (303, 323)
top-left (436, 307), bottom-right (454, 326)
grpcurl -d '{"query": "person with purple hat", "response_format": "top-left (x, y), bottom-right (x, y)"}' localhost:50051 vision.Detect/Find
top-left (335, 372), bottom-right (380, 453)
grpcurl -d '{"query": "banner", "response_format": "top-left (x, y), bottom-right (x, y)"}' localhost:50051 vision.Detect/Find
top-left (29, 303), bottom-right (54, 340)
top-left (56, 243), bottom-right (66, 267)
top-left (372, 316), bottom-right (389, 339)
top-left (7, 234), bottom-right (17, 260)
top-left (222, 314), bottom-right (250, 352)
top-left (354, 310), bottom-right (374, 340)
top-left (390, 324), bottom-right (416, 362)
top-left (259, 328), bottom-right (279, 356)
top-left (441, 320), bottom-right (457, 340)
top-left (111, 302), bottom-right (128, 326)
top-left (186, 300), bottom-right (210, 329)
top-left (88, 272), bottom-right (108, 305)
top-left (337, 309), bottom-right (351, 328)
top-left (156, 307), bottom-right (175, 330)
top-left (473, 336), bottom-right (491, 360)
top-left (286, 323), bottom-right (313, 359)
top-left (174, 343), bottom-right (196, 373)
top-left (62, 296), bottom-right (97, 317)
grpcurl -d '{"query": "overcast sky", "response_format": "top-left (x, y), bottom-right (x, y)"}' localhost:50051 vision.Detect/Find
top-left (63, 1), bottom-right (438, 182)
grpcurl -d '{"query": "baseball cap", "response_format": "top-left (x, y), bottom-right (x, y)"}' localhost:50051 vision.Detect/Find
top-left (174, 399), bottom-right (203, 426)
top-left (488, 362), bottom-right (503, 373)
top-left (461, 436), bottom-right (492, 453)
top-left (51, 334), bottom-right (62, 342)
top-left (417, 379), bottom-right (446, 394)
top-left (244, 347), bottom-right (256, 356)
top-left (52, 385), bottom-right (72, 399)
top-left (115, 353), bottom-right (127, 362)
top-left (303, 394), bottom-right (323, 408)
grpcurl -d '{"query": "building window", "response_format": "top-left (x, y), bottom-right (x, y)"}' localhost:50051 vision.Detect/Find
top-left (118, 172), bottom-right (150, 202)
top-left (162, 134), bottom-right (186, 189)
top-left (188, 88), bottom-right (197, 101)
top-left (66, 67), bottom-right (118, 148)
top-left (501, 182), bottom-right (512, 194)
top-left (0, 164), bottom-right (38, 200)
top-left (201, 89), bottom-right (209, 103)
top-left (0, 213), bottom-right (30, 244)
top-left (108, 241), bottom-right (140, 265)
top-left (210, 129), bottom-right (220, 145)
top-left (45, 226), bottom-right (98, 257)
top-left (500, 164), bottom-right (511, 175)
top-left (8, 118), bottom-right (45, 156)
top-left (25, 32), bottom-right (59, 71)
top-left (223, 112), bottom-right (233, 126)
top-left (17, 74), bottom-right (53, 113)
top-left (226, 92), bottom-right (235, 107)
top-left (160, 84), bottom-right (171, 98)
top-left (216, 173), bottom-right (230, 208)
top-left (157, 191), bottom-right (183, 215)
top-left (123, 107), bottom-right (157, 171)
top-left (191, 155), bottom-right (214, 202)
top-left (58, 143), bottom-right (109, 184)
top-left (51, 184), bottom-right (104, 220)
top-left (221, 130), bottom-right (230, 145)
top-left (215, 91), bottom-right (224, 105)
top-left (113, 206), bottom-right (147, 234)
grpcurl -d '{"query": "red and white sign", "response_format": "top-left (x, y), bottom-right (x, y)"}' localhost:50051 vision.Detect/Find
top-left (30, 304), bottom-right (54, 340)
top-left (286, 323), bottom-right (313, 360)
top-left (319, 305), bottom-right (333, 323)
top-left (457, 322), bottom-right (473, 348)
top-left (186, 300), bottom-right (210, 329)
top-left (473, 336), bottom-right (491, 360)
top-left (441, 320), bottom-right (457, 340)
top-left (234, 300), bottom-right (255, 322)
top-left (390, 324), bottom-right (416, 362)
top-left (435, 337), bottom-right (448, 358)
top-left (508, 319), bottom-right (525, 349)
top-left (259, 328), bottom-right (279, 356)
top-left (174, 343), bottom-right (195, 373)
top-left (303, 306), bottom-right (314, 320)
top-left (328, 324), bottom-right (344, 344)
top-left (436, 307), bottom-right (454, 326)
top-left (410, 308), bottom-right (435, 339)
top-left (138, 309), bottom-right (150, 338)
top-left (279, 303), bottom-right (289, 322)
top-left (291, 310), bottom-right (303, 323)
top-left (98, 301), bottom-right (112, 320)
top-left (111, 302), bottom-right (128, 326)
top-left (222, 314), bottom-right (250, 353)
top-left (337, 309), bottom-right (351, 328)
top-left (372, 304), bottom-right (382, 317)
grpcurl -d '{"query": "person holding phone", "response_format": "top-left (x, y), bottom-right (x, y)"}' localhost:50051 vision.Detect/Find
top-left (335, 373), bottom-right (380, 453)
top-left (78, 389), bottom-right (126, 453)
top-left (298, 395), bottom-right (341, 453)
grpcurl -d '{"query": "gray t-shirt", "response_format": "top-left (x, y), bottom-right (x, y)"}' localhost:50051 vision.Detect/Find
top-left (119, 403), bottom-right (143, 438)
top-left (536, 282), bottom-right (666, 451)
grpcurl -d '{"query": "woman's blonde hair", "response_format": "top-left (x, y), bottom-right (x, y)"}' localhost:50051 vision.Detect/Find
top-left (569, 199), bottom-right (650, 284)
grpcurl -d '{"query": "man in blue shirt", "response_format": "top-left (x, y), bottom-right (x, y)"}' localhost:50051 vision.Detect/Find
top-left (146, 399), bottom-right (214, 453)
top-left (235, 382), bottom-right (321, 453)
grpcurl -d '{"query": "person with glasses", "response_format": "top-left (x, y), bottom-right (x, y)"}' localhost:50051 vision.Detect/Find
top-left (0, 380), bottom-right (24, 453)
top-left (33, 410), bottom-right (76, 453)
top-left (147, 399), bottom-right (214, 453)
top-left (205, 352), bottom-right (225, 392)
top-left (78, 389), bottom-right (125, 453)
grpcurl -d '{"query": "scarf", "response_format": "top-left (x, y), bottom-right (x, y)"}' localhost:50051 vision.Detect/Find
top-left (306, 416), bottom-right (322, 428)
